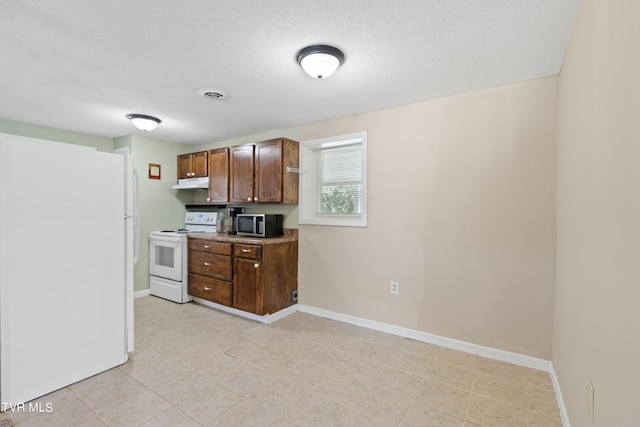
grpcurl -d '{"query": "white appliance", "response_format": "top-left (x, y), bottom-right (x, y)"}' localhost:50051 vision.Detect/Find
top-left (0, 134), bottom-right (139, 405)
top-left (149, 212), bottom-right (217, 303)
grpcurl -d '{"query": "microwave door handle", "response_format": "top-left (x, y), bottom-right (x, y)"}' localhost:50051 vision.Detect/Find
top-left (253, 216), bottom-right (258, 233)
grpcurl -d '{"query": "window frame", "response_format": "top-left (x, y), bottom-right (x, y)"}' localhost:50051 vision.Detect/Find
top-left (299, 131), bottom-right (368, 227)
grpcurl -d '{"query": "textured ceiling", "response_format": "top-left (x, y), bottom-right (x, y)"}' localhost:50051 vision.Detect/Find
top-left (0, 1), bottom-right (581, 145)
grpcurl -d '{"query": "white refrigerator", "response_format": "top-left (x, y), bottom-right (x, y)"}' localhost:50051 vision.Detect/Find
top-left (0, 133), bottom-right (138, 405)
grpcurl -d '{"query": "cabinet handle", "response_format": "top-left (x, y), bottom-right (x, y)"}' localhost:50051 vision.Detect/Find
top-left (204, 262), bottom-right (212, 266)
top-left (203, 245), bottom-right (212, 249)
top-left (204, 287), bottom-right (212, 291)
top-left (242, 249), bottom-right (251, 253)
top-left (254, 197), bottom-right (258, 202)
top-left (206, 197), bottom-right (211, 202)
top-left (248, 197), bottom-right (252, 202)
top-left (254, 263), bottom-right (259, 268)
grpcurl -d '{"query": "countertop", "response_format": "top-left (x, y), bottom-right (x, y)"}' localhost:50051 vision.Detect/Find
top-left (188, 228), bottom-right (298, 245)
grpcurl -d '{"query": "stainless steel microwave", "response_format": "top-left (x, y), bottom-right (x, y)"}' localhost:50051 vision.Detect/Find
top-left (236, 214), bottom-right (284, 238)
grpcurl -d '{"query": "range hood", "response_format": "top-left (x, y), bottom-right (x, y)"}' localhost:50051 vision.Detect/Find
top-left (171, 177), bottom-right (209, 190)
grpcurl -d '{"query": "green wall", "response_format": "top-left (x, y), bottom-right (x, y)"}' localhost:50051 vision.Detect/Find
top-left (128, 134), bottom-right (192, 291)
top-left (0, 118), bottom-right (114, 152)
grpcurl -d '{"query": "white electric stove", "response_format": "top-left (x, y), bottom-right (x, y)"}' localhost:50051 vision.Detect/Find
top-left (148, 212), bottom-right (217, 303)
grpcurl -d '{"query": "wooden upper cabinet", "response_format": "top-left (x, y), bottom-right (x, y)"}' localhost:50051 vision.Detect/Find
top-left (175, 137), bottom-right (299, 204)
top-left (177, 151), bottom-right (209, 179)
top-left (228, 138), bottom-right (299, 204)
top-left (255, 140), bottom-right (283, 203)
top-left (261, 138), bottom-right (298, 204)
top-left (229, 144), bottom-right (255, 203)
top-left (193, 151), bottom-right (208, 177)
top-left (179, 151), bottom-right (209, 179)
top-left (177, 154), bottom-right (192, 179)
top-left (208, 148), bottom-right (229, 203)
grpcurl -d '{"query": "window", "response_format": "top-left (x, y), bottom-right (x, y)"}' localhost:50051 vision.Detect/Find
top-left (299, 131), bottom-right (367, 227)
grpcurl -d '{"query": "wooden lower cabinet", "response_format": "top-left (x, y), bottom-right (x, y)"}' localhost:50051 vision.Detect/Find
top-left (188, 251), bottom-right (232, 281)
top-left (233, 257), bottom-right (262, 314)
top-left (187, 239), bottom-right (233, 306)
top-left (233, 241), bottom-right (298, 315)
top-left (188, 274), bottom-right (232, 306)
top-left (188, 236), bottom-right (298, 315)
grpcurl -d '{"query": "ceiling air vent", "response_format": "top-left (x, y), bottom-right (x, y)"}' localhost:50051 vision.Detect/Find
top-left (198, 88), bottom-right (228, 100)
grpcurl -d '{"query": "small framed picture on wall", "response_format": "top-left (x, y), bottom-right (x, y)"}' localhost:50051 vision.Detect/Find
top-left (148, 163), bottom-right (161, 180)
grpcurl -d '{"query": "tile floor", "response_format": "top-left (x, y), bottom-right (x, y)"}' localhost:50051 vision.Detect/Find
top-left (2, 296), bottom-right (562, 426)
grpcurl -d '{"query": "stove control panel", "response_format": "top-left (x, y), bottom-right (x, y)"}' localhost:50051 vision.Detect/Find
top-left (185, 212), bottom-right (217, 225)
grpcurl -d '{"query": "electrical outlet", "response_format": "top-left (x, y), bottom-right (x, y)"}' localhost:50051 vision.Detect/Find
top-left (390, 281), bottom-right (399, 295)
top-left (587, 378), bottom-right (594, 421)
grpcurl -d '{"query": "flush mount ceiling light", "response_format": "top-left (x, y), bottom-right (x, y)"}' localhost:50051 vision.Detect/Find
top-left (126, 114), bottom-right (161, 131)
top-left (296, 45), bottom-right (345, 79)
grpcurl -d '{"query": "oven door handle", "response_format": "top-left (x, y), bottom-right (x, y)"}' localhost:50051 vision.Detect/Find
top-left (149, 235), bottom-right (182, 243)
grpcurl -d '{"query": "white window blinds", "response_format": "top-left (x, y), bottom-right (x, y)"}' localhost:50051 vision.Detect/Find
top-left (317, 143), bottom-right (363, 214)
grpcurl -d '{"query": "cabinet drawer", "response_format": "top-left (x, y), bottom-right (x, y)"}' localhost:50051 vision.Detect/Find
top-left (188, 251), bottom-right (232, 281)
top-left (188, 274), bottom-right (232, 306)
top-left (234, 244), bottom-right (262, 260)
top-left (188, 239), bottom-right (232, 255)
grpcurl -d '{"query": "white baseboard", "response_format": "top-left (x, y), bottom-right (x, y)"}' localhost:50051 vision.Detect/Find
top-left (549, 362), bottom-right (571, 427)
top-left (299, 304), bottom-right (571, 425)
top-left (297, 306), bottom-right (573, 424)
top-left (134, 289), bottom-right (150, 299)
top-left (298, 304), bottom-right (551, 372)
top-left (192, 297), bottom-right (298, 324)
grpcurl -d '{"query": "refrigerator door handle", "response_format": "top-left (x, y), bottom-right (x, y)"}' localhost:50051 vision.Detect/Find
top-left (132, 167), bottom-right (140, 265)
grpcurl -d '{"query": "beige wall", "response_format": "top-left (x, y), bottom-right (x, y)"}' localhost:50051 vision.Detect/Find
top-left (553, 0), bottom-right (640, 425)
top-left (298, 78), bottom-right (557, 359)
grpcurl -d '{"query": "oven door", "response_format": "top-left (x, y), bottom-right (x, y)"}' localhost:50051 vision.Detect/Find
top-left (149, 234), bottom-right (184, 282)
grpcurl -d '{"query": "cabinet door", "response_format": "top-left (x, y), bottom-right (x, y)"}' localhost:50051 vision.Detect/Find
top-left (233, 258), bottom-right (262, 314)
top-left (255, 139), bottom-right (283, 203)
top-left (192, 151), bottom-right (209, 177)
top-left (229, 145), bottom-right (255, 203)
top-left (208, 148), bottom-right (229, 203)
top-left (177, 154), bottom-right (192, 179)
